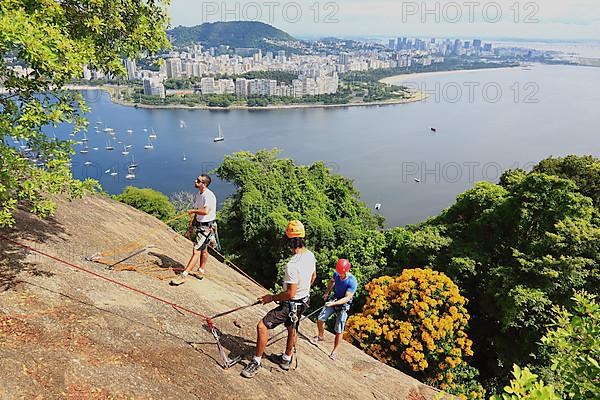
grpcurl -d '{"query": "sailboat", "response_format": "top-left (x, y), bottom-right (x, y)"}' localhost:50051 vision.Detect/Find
top-left (81, 132), bottom-right (88, 142)
top-left (144, 138), bottom-right (154, 150)
top-left (129, 154), bottom-right (138, 169)
top-left (213, 124), bottom-right (224, 142)
top-left (127, 129), bottom-right (133, 134)
top-left (121, 144), bottom-right (129, 156)
top-left (84, 160), bottom-right (93, 166)
top-left (110, 167), bottom-right (118, 177)
top-left (125, 167), bottom-right (136, 180)
top-left (80, 144), bottom-right (89, 154)
top-left (182, 153), bottom-right (187, 161)
top-left (148, 128), bottom-right (157, 139)
top-left (105, 137), bottom-right (114, 150)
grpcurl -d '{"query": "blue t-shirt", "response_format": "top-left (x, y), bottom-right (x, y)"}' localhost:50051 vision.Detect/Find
top-left (333, 272), bottom-right (358, 302)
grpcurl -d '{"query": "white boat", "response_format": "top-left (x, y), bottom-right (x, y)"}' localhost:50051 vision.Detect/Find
top-left (375, 203), bottom-right (382, 210)
top-left (125, 167), bottom-right (136, 180)
top-left (80, 145), bottom-right (89, 154)
top-left (148, 128), bottom-right (157, 139)
top-left (179, 120), bottom-right (187, 129)
top-left (81, 132), bottom-right (88, 142)
top-left (127, 129), bottom-right (133, 134)
top-left (84, 161), bottom-right (92, 166)
top-left (92, 147), bottom-right (99, 151)
top-left (121, 144), bottom-right (129, 156)
top-left (414, 178), bottom-right (421, 183)
top-left (110, 168), bottom-right (118, 177)
top-left (144, 139), bottom-right (154, 150)
top-left (182, 153), bottom-right (187, 161)
top-left (213, 124), bottom-right (224, 142)
top-left (105, 138), bottom-right (114, 150)
top-left (129, 155), bottom-right (138, 169)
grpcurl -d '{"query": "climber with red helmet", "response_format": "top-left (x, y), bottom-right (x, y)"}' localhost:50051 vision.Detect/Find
top-left (241, 220), bottom-right (317, 379)
top-left (309, 258), bottom-right (358, 361)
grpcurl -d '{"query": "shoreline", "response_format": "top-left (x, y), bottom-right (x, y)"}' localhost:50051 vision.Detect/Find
top-left (66, 84), bottom-right (427, 110)
top-left (380, 65), bottom-right (522, 86)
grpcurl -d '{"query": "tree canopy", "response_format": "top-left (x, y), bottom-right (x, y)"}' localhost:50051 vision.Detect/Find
top-left (0, 0), bottom-right (170, 227)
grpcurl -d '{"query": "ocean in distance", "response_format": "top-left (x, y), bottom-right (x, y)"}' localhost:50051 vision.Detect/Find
top-left (59, 64), bottom-right (600, 227)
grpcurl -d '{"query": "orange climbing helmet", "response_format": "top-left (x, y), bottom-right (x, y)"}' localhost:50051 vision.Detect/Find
top-left (286, 220), bottom-right (305, 238)
top-left (336, 258), bottom-right (351, 274)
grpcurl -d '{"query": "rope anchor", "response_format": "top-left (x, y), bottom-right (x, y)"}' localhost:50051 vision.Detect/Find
top-left (206, 319), bottom-right (241, 369)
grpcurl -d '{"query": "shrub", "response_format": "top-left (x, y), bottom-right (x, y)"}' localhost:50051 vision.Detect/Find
top-left (114, 187), bottom-right (175, 222)
top-left (346, 268), bottom-right (483, 399)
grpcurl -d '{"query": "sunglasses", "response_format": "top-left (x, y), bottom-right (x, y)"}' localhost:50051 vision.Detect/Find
top-left (196, 178), bottom-right (204, 184)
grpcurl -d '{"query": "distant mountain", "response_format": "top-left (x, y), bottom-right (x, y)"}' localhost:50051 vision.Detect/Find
top-left (167, 21), bottom-right (297, 49)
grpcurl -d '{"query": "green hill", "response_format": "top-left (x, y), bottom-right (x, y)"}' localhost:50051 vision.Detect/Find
top-left (167, 21), bottom-right (297, 49)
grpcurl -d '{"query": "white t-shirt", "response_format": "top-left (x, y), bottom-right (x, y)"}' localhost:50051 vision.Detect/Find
top-left (195, 188), bottom-right (216, 222)
top-left (283, 249), bottom-right (316, 300)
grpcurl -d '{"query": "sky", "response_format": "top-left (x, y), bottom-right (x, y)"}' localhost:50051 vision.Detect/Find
top-left (168, 0), bottom-right (600, 40)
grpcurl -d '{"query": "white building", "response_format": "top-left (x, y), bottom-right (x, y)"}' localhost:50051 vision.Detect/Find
top-left (143, 77), bottom-right (165, 98)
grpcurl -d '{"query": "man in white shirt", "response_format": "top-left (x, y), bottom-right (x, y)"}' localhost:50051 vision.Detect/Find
top-left (170, 174), bottom-right (217, 286)
top-left (241, 220), bottom-right (317, 378)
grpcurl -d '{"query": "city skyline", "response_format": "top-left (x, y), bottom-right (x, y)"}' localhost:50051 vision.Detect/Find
top-left (168, 0), bottom-right (600, 41)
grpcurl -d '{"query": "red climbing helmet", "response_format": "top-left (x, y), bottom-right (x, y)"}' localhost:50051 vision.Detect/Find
top-left (336, 258), bottom-right (351, 274)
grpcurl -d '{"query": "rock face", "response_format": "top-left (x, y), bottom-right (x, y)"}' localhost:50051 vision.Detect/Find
top-left (0, 195), bottom-right (447, 400)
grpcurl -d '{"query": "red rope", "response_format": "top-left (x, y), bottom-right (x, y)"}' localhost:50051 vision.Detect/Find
top-left (0, 235), bottom-right (211, 321)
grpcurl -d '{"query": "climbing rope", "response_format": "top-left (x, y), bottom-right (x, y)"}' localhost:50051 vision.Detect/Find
top-left (0, 234), bottom-right (261, 369)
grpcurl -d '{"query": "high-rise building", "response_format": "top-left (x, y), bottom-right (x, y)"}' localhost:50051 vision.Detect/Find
top-left (200, 77), bottom-right (215, 94)
top-left (388, 39), bottom-right (396, 50)
top-left (483, 43), bottom-right (493, 52)
top-left (165, 58), bottom-right (182, 78)
top-left (143, 77), bottom-right (165, 98)
top-left (124, 58), bottom-right (137, 81)
top-left (473, 39), bottom-right (482, 50)
top-left (235, 78), bottom-right (248, 97)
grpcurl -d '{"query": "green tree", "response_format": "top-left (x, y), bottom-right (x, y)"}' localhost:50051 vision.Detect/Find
top-left (540, 291), bottom-right (600, 399)
top-left (114, 187), bottom-right (175, 222)
top-left (214, 149), bottom-right (385, 303)
top-left (532, 155), bottom-right (600, 208)
top-left (388, 170), bottom-right (600, 391)
top-left (0, 0), bottom-right (170, 227)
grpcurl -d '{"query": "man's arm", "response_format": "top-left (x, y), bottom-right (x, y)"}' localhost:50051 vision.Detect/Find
top-left (188, 206), bottom-right (210, 216)
top-left (326, 289), bottom-right (354, 306)
top-left (260, 283), bottom-right (297, 304)
top-left (322, 277), bottom-right (335, 300)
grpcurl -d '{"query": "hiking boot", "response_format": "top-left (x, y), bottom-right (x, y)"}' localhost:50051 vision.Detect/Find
top-left (270, 354), bottom-right (292, 371)
top-left (169, 275), bottom-right (187, 286)
top-left (241, 360), bottom-right (261, 378)
top-left (329, 352), bottom-right (337, 361)
top-left (309, 335), bottom-right (324, 346)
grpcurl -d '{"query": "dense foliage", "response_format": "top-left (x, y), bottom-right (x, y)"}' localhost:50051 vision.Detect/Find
top-left (213, 149), bottom-right (385, 303)
top-left (346, 269), bottom-right (484, 399)
top-left (0, 0), bottom-right (170, 227)
top-left (490, 365), bottom-right (560, 400)
top-left (383, 159), bottom-right (600, 390)
top-left (114, 186), bottom-right (175, 222)
top-left (540, 291), bottom-right (599, 399)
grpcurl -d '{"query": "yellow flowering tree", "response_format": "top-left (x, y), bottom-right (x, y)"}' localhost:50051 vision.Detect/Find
top-left (346, 268), bottom-right (484, 399)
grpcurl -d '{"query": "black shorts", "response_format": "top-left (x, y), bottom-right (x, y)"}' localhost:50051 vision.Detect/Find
top-left (262, 301), bottom-right (309, 330)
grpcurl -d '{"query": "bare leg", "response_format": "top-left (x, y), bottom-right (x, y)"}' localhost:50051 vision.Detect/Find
top-left (285, 324), bottom-right (296, 357)
top-left (332, 333), bottom-right (342, 354)
top-left (183, 248), bottom-right (201, 274)
top-left (316, 319), bottom-right (325, 338)
top-left (199, 248), bottom-right (208, 271)
top-left (255, 320), bottom-right (269, 357)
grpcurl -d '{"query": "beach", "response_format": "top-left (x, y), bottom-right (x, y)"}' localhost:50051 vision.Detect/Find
top-left (380, 66), bottom-right (521, 86)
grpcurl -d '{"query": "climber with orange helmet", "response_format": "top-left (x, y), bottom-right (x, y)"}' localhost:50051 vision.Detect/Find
top-left (309, 258), bottom-right (358, 361)
top-left (241, 220), bottom-right (317, 379)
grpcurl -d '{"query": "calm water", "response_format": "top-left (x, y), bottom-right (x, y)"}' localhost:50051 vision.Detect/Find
top-left (58, 64), bottom-right (600, 227)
